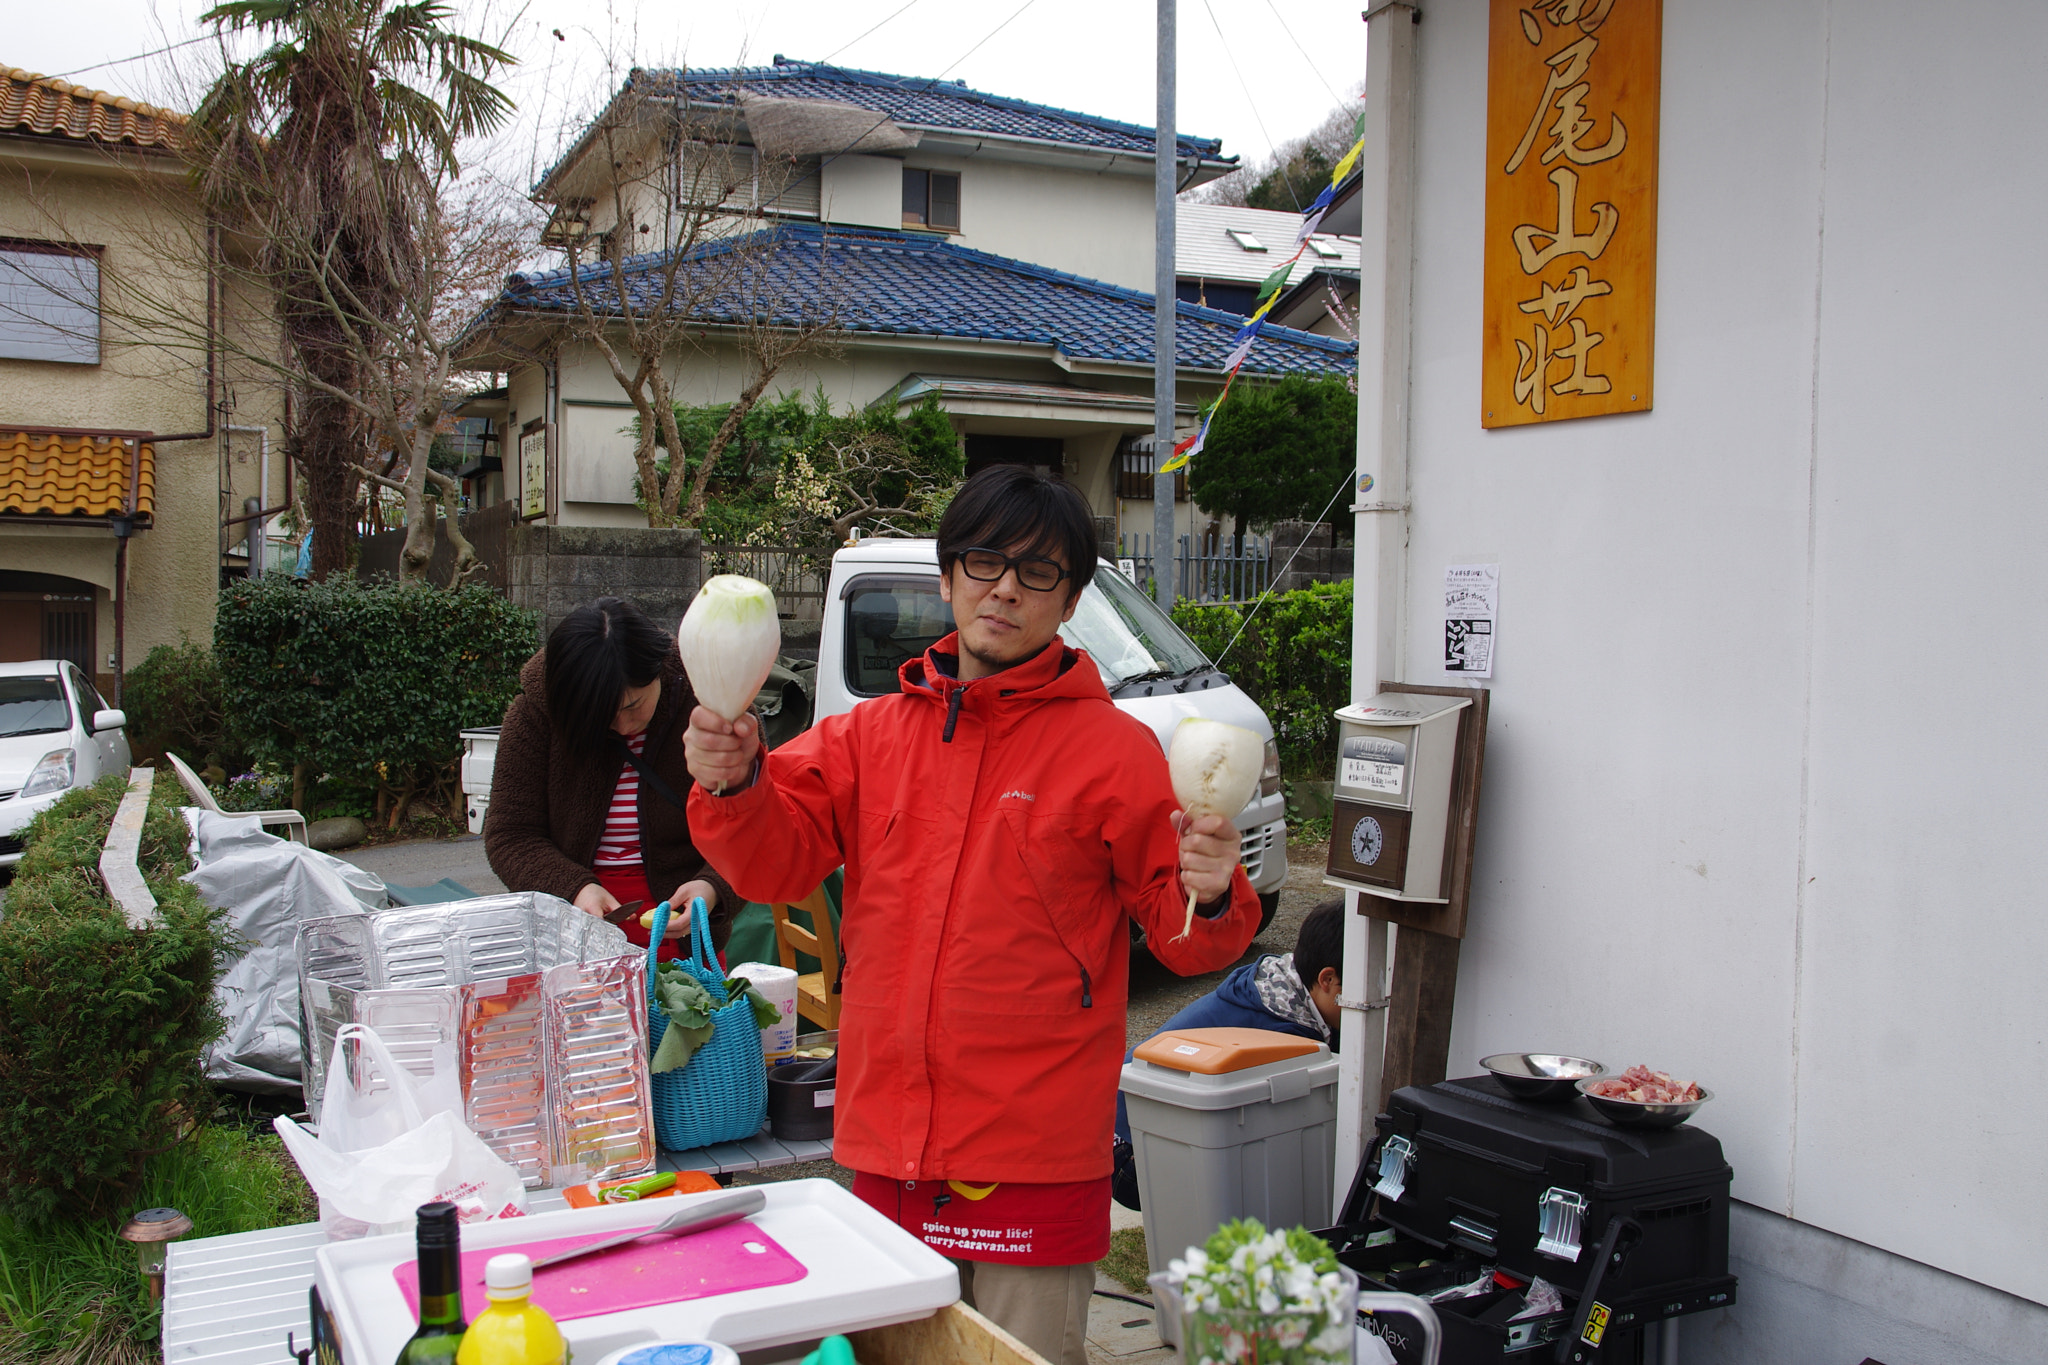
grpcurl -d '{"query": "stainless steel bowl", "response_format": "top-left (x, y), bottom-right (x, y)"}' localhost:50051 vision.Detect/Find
top-left (1479, 1052), bottom-right (1606, 1101)
top-left (1575, 1077), bottom-right (1713, 1129)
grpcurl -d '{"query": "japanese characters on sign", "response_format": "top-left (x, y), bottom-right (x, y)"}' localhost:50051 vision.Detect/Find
top-left (520, 422), bottom-right (547, 519)
top-left (1482, 0), bottom-right (1661, 428)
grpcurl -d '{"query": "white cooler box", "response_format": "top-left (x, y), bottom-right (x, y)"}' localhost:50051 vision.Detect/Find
top-left (315, 1178), bottom-right (959, 1364)
top-left (1119, 1026), bottom-right (1341, 1280)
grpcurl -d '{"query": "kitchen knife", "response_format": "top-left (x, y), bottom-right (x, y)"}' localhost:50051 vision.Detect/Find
top-left (528, 1188), bottom-right (766, 1270)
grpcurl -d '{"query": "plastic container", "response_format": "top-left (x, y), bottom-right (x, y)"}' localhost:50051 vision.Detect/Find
top-left (456, 1253), bottom-right (565, 1365)
top-left (593, 1342), bottom-right (740, 1365)
top-left (1117, 1027), bottom-right (1341, 1282)
top-left (767, 1057), bottom-right (837, 1141)
top-left (730, 961), bottom-right (798, 1065)
top-left (314, 1177), bottom-right (958, 1365)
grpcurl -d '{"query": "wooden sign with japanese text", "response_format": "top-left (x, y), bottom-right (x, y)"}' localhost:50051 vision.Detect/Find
top-left (1482, 0), bottom-right (1661, 428)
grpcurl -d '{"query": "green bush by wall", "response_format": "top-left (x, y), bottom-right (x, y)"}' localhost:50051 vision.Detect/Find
top-left (118, 640), bottom-right (246, 772)
top-left (213, 574), bottom-right (539, 821)
top-left (0, 774), bottom-right (229, 1227)
top-left (1174, 580), bottom-right (1353, 776)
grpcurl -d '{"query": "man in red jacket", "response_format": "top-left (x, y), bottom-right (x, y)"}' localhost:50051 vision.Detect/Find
top-left (684, 467), bottom-right (1258, 1365)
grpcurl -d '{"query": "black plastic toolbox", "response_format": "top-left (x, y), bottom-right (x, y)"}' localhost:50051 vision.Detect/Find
top-left (1316, 1077), bottom-right (1738, 1364)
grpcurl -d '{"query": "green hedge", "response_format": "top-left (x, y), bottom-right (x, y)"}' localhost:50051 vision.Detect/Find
top-left (119, 639), bottom-right (248, 773)
top-left (0, 774), bottom-right (229, 1227)
top-left (213, 575), bottom-right (539, 821)
top-left (1174, 580), bottom-right (1353, 776)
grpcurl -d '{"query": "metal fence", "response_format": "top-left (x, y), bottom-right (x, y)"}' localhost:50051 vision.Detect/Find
top-left (1115, 533), bottom-right (1272, 604)
top-left (702, 543), bottom-right (834, 618)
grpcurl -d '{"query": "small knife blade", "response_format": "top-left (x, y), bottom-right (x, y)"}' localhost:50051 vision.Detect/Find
top-left (528, 1188), bottom-right (766, 1270)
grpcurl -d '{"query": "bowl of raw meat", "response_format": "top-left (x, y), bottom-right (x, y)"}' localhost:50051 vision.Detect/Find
top-left (1576, 1065), bottom-right (1711, 1129)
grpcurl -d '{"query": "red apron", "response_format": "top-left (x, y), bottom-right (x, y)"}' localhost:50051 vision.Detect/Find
top-left (853, 1171), bottom-right (1109, 1266)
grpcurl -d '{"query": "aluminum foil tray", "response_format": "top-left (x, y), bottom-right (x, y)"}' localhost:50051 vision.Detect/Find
top-left (299, 892), bottom-right (653, 1187)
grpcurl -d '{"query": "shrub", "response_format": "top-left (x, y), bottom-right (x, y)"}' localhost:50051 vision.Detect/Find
top-left (118, 640), bottom-right (246, 772)
top-left (0, 774), bottom-right (229, 1228)
top-left (213, 574), bottom-right (539, 823)
top-left (1175, 580), bottom-right (1353, 776)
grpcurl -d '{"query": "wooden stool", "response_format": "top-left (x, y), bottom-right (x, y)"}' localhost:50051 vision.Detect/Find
top-left (769, 886), bottom-right (841, 1032)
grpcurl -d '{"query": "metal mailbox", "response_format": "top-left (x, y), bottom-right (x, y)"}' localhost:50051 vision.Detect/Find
top-left (1324, 692), bottom-right (1472, 903)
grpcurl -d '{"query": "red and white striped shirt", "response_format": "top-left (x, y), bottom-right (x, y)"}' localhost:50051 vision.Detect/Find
top-left (592, 732), bottom-right (645, 867)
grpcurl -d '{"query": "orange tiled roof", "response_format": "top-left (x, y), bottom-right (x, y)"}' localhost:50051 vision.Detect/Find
top-left (0, 431), bottom-right (155, 520)
top-left (0, 67), bottom-right (183, 151)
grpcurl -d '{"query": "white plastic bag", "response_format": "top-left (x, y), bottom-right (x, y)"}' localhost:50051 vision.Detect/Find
top-left (275, 1024), bottom-right (527, 1238)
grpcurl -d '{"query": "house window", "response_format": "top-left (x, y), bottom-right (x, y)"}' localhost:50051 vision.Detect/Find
top-left (1225, 228), bottom-right (1266, 252)
top-left (0, 240), bottom-right (101, 365)
top-left (1117, 439), bottom-right (1188, 502)
top-left (1306, 237), bottom-right (1343, 259)
top-left (902, 169), bottom-right (961, 231)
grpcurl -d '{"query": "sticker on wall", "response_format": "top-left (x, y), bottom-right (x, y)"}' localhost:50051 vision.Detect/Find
top-left (1444, 563), bottom-right (1500, 678)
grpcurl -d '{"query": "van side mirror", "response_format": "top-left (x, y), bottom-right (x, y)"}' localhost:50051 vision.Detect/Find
top-left (92, 708), bottom-right (127, 733)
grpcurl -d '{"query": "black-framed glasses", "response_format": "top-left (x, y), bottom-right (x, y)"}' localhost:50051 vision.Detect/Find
top-left (957, 547), bottom-right (1070, 592)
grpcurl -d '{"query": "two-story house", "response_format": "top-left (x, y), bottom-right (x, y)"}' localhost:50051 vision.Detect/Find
top-left (0, 66), bottom-right (285, 695)
top-left (456, 58), bottom-right (1356, 542)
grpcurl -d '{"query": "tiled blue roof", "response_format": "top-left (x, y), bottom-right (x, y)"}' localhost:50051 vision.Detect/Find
top-left (673, 57), bottom-right (1225, 159)
top-left (484, 225), bottom-right (1356, 379)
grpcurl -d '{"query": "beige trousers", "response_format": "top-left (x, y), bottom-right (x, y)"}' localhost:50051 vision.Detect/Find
top-left (952, 1258), bottom-right (1094, 1365)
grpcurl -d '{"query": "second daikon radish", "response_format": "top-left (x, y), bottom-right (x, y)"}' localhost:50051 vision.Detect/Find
top-left (1165, 718), bottom-right (1263, 940)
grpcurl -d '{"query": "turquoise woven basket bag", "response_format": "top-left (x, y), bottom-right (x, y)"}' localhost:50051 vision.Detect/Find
top-left (646, 897), bottom-right (768, 1151)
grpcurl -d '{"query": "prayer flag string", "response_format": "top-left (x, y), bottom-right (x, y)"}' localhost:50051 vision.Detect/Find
top-left (1160, 115), bottom-right (1365, 474)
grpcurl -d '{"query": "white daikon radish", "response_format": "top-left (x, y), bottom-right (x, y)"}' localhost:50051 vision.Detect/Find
top-left (1165, 718), bottom-right (1263, 940)
top-left (678, 575), bottom-right (781, 791)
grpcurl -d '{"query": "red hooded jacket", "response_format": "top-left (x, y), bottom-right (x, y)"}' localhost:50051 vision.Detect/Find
top-left (688, 634), bottom-right (1258, 1184)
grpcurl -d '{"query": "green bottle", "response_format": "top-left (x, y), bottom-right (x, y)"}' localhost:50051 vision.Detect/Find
top-left (394, 1201), bottom-right (466, 1362)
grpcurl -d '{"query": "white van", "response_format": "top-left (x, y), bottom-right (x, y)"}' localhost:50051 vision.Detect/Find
top-left (809, 538), bottom-right (1288, 938)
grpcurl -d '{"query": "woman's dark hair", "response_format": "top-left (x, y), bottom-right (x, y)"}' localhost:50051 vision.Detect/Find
top-left (1294, 898), bottom-right (1345, 990)
top-left (936, 465), bottom-right (1098, 601)
top-left (544, 596), bottom-right (671, 751)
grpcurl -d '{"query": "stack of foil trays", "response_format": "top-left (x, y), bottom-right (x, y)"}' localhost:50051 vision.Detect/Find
top-left (298, 892), bottom-right (654, 1188)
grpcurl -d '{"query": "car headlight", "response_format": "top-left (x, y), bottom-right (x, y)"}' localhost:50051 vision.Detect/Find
top-left (19, 748), bottom-right (76, 799)
top-left (1260, 738), bottom-right (1282, 799)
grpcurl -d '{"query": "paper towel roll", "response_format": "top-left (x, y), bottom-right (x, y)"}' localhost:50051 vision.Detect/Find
top-left (731, 961), bottom-right (798, 1064)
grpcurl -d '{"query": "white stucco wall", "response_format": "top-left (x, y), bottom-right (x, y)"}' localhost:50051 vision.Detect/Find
top-left (1388, 0), bottom-right (2047, 1308)
top-left (819, 153), bottom-right (902, 230)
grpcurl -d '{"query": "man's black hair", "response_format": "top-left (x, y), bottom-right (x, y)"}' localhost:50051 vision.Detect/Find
top-left (1294, 898), bottom-right (1345, 989)
top-left (935, 465), bottom-right (1098, 602)
top-left (544, 596), bottom-right (670, 752)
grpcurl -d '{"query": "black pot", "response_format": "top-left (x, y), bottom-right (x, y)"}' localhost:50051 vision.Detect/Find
top-left (768, 1056), bottom-right (837, 1141)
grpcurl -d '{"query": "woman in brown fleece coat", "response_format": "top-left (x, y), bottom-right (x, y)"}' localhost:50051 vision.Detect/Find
top-left (485, 597), bottom-right (739, 952)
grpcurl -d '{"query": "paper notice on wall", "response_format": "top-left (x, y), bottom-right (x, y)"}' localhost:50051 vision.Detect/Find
top-left (1444, 564), bottom-right (1499, 677)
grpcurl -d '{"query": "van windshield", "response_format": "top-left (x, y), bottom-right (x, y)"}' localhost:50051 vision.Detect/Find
top-left (1059, 567), bottom-right (1212, 688)
top-left (0, 677), bottom-right (69, 739)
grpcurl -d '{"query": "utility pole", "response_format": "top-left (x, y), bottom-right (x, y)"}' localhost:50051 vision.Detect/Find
top-left (1152, 0), bottom-right (1177, 609)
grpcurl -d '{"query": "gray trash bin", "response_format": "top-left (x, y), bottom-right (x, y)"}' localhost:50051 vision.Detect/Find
top-left (1119, 1026), bottom-right (1341, 1283)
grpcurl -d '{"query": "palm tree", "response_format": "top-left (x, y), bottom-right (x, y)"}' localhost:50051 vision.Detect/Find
top-left (186, 0), bottom-right (514, 580)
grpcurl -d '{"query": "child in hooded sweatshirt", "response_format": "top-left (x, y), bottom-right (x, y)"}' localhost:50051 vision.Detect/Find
top-left (1112, 898), bottom-right (1344, 1209)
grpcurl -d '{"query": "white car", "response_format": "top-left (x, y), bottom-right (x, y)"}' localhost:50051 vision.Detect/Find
top-left (0, 660), bottom-right (130, 867)
top-left (811, 539), bottom-right (1289, 938)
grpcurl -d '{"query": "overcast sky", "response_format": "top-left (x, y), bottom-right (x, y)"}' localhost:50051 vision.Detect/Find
top-left (8, 0), bottom-right (1370, 190)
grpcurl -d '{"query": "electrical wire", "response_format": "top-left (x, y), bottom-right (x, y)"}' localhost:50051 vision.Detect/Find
top-left (1199, 0), bottom-right (1305, 210)
top-left (938, 0), bottom-right (1041, 78)
top-left (37, 34), bottom-right (216, 83)
top-left (1261, 0), bottom-right (1356, 111)
top-left (819, 0), bottom-right (924, 65)
top-left (1213, 468), bottom-right (1357, 669)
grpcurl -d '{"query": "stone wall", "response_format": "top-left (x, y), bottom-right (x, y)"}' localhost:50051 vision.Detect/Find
top-left (360, 506), bottom-right (703, 636)
top-left (1268, 519), bottom-right (1353, 595)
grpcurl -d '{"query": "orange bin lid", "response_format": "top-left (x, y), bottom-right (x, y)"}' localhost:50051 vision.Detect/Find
top-left (1132, 1026), bottom-right (1324, 1075)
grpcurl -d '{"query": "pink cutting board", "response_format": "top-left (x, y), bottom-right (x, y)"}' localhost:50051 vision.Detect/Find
top-left (393, 1221), bottom-right (807, 1323)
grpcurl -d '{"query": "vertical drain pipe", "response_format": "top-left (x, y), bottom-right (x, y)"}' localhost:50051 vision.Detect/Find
top-left (1334, 0), bottom-right (1422, 1213)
